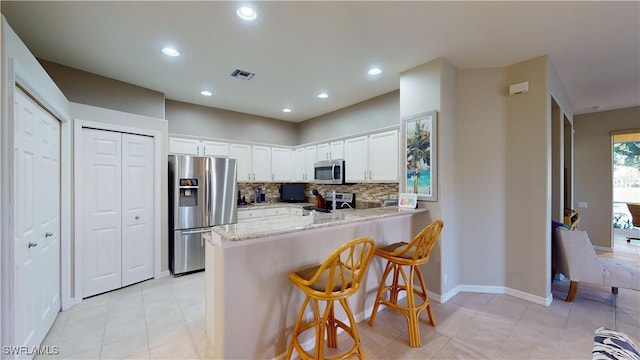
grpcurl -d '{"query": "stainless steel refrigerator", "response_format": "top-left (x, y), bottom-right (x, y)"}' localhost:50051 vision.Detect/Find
top-left (169, 155), bottom-right (237, 275)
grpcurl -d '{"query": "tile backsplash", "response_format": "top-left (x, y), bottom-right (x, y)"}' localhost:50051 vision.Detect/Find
top-left (237, 182), bottom-right (399, 208)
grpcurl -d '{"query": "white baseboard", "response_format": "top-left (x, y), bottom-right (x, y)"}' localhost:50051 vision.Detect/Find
top-left (454, 284), bottom-right (552, 307)
top-left (593, 245), bottom-right (613, 252)
top-left (505, 287), bottom-right (553, 306)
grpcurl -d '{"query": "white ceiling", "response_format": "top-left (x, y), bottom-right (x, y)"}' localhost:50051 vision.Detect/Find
top-left (2, 1), bottom-right (639, 122)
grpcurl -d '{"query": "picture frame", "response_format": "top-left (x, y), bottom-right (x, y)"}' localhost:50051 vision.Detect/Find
top-left (398, 193), bottom-right (418, 209)
top-left (401, 110), bottom-right (437, 201)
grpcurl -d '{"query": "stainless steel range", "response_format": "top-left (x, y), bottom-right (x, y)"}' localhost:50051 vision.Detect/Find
top-left (324, 192), bottom-right (356, 210)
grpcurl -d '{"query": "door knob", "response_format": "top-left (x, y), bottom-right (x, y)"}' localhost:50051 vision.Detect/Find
top-left (28, 242), bottom-right (38, 248)
top-left (45, 232), bottom-right (53, 238)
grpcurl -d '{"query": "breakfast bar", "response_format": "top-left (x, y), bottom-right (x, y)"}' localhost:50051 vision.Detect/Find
top-left (204, 206), bottom-right (431, 359)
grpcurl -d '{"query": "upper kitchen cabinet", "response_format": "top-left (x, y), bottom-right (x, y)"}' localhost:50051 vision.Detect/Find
top-left (252, 145), bottom-right (272, 182)
top-left (271, 147), bottom-right (292, 182)
top-left (317, 141), bottom-right (344, 160)
top-left (344, 130), bottom-right (398, 182)
top-left (293, 145), bottom-right (317, 182)
top-left (229, 144), bottom-right (294, 183)
top-left (169, 137), bottom-right (229, 156)
top-left (229, 143), bottom-right (253, 181)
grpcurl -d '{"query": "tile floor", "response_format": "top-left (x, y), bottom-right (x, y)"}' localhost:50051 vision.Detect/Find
top-left (37, 236), bottom-right (639, 360)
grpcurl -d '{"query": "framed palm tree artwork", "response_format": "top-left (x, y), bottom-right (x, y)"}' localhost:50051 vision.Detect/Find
top-left (401, 110), bottom-right (437, 201)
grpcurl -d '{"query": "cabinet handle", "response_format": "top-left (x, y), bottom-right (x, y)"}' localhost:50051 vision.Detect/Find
top-left (364, 171), bottom-right (367, 179)
top-left (45, 232), bottom-right (53, 238)
top-left (197, 145), bottom-right (200, 154)
top-left (28, 242), bottom-right (38, 248)
top-left (369, 170), bottom-right (372, 180)
top-left (135, 215), bottom-right (140, 220)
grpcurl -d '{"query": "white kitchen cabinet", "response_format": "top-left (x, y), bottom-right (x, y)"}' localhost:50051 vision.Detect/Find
top-left (264, 207), bottom-right (289, 217)
top-left (169, 137), bottom-right (200, 155)
top-left (252, 145), bottom-right (272, 182)
top-left (344, 130), bottom-right (398, 182)
top-left (317, 141), bottom-right (343, 160)
top-left (293, 145), bottom-right (317, 182)
top-left (344, 136), bottom-right (369, 182)
top-left (169, 137), bottom-right (228, 156)
top-left (368, 130), bottom-right (399, 181)
top-left (229, 143), bottom-right (253, 181)
top-left (202, 140), bottom-right (229, 156)
top-left (238, 206), bottom-right (294, 222)
top-left (271, 147), bottom-right (292, 181)
top-left (305, 146), bottom-right (318, 181)
top-left (293, 148), bottom-right (306, 182)
top-left (237, 209), bottom-right (264, 221)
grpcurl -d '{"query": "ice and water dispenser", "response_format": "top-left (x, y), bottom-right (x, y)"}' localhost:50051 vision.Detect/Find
top-left (178, 178), bottom-right (199, 207)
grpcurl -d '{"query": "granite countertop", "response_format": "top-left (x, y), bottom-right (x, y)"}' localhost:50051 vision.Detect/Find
top-left (212, 206), bottom-right (426, 241)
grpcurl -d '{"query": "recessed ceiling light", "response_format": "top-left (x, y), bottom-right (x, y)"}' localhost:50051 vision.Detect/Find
top-left (317, 93), bottom-right (329, 99)
top-left (368, 67), bottom-right (382, 75)
top-left (200, 90), bottom-right (213, 96)
top-left (282, 108), bottom-right (292, 113)
top-left (161, 47), bottom-right (180, 57)
top-left (237, 6), bottom-right (257, 21)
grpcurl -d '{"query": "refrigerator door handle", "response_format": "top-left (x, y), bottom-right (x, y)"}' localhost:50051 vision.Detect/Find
top-left (180, 228), bottom-right (212, 235)
top-left (205, 161), bottom-right (212, 222)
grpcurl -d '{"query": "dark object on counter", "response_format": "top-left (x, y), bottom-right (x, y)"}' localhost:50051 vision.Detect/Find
top-left (302, 205), bottom-right (331, 214)
top-left (280, 183), bottom-right (306, 203)
top-left (313, 190), bottom-right (325, 209)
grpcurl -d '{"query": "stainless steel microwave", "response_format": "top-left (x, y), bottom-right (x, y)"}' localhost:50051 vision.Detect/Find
top-left (314, 159), bottom-right (345, 184)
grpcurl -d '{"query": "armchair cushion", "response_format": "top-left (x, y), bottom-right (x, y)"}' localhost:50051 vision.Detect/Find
top-left (553, 229), bottom-right (640, 291)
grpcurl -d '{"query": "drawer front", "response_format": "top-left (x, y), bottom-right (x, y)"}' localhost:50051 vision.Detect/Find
top-left (264, 207), bottom-right (289, 217)
top-left (238, 209), bottom-right (264, 220)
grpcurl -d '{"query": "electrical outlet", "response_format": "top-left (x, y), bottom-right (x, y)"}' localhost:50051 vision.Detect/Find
top-left (578, 202), bottom-right (588, 209)
top-left (443, 274), bottom-right (448, 285)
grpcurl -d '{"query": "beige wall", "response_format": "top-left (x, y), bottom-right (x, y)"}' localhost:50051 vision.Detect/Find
top-left (165, 100), bottom-right (298, 146)
top-left (399, 58), bottom-right (446, 294)
top-left (504, 56), bottom-right (550, 300)
top-left (574, 106), bottom-right (640, 248)
top-left (298, 90), bottom-right (400, 144)
top-left (456, 67), bottom-right (508, 287)
top-left (39, 59), bottom-right (165, 119)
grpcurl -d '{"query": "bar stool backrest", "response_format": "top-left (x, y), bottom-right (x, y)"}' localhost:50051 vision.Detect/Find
top-left (393, 220), bottom-right (444, 264)
top-left (293, 237), bottom-right (376, 299)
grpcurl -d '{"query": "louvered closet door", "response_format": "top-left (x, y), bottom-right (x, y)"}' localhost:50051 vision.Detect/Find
top-left (82, 129), bottom-right (123, 297)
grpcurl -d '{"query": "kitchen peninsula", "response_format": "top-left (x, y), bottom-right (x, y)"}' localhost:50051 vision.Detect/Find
top-left (204, 205), bottom-right (432, 359)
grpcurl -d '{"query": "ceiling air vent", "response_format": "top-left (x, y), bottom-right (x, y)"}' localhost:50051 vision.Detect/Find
top-left (230, 69), bottom-right (255, 81)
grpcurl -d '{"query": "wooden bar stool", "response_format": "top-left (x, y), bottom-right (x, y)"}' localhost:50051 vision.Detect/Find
top-left (286, 237), bottom-right (376, 360)
top-left (368, 220), bottom-right (443, 347)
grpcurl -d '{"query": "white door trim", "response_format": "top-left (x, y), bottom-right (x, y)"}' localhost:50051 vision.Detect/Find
top-left (73, 119), bottom-right (162, 304)
top-left (1, 61), bottom-right (71, 354)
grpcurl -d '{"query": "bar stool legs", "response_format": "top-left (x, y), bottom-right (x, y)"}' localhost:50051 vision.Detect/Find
top-left (286, 296), bottom-right (365, 359)
top-left (369, 260), bottom-right (435, 347)
top-left (285, 237), bottom-right (375, 359)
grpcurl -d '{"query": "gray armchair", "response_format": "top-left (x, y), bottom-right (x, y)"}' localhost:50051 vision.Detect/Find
top-left (552, 228), bottom-right (640, 301)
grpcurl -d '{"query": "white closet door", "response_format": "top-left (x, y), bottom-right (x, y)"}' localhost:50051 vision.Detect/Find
top-left (121, 133), bottom-right (154, 286)
top-left (13, 89), bottom-right (61, 351)
top-left (82, 129), bottom-right (122, 297)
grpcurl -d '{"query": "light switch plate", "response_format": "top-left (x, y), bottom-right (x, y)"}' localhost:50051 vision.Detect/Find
top-left (578, 202), bottom-right (588, 208)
